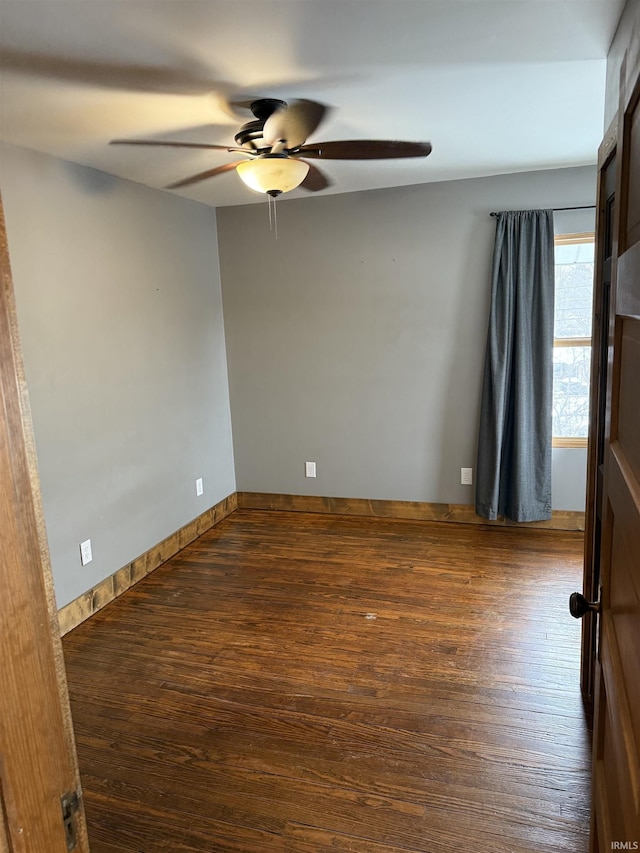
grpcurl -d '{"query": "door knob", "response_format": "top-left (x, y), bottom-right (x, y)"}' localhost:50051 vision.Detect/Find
top-left (569, 591), bottom-right (601, 618)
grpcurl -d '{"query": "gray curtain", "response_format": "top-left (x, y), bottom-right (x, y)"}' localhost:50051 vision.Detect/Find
top-left (476, 209), bottom-right (555, 522)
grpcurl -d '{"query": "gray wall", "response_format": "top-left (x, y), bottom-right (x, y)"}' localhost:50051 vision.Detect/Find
top-left (1, 144), bottom-right (235, 608)
top-left (218, 166), bottom-right (596, 511)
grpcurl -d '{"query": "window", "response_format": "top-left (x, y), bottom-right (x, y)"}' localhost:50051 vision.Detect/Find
top-left (552, 232), bottom-right (594, 447)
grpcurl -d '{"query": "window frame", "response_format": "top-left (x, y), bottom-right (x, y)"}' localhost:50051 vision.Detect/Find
top-left (551, 231), bottom-right (595, 449)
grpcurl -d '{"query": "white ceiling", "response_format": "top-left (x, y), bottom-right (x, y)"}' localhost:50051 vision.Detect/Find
top-left (0, 0), bottom-right (626, 208)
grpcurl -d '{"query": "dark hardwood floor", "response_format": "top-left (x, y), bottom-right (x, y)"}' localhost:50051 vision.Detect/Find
top-left (62, 509), bottom-right (591, 853)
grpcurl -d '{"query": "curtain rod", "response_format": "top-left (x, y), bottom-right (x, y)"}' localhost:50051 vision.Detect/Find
top-left (490, 205), bottom-right (596, 217)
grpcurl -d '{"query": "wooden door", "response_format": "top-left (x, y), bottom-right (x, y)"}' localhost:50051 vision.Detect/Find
top-left (0, 195), bottom-right (90, 851)
top-left (589, 52), bottom-right (640, 851)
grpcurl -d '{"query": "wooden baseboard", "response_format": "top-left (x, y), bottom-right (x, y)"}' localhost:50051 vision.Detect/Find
top-left (57, 492), bottom-right (238, 636)
top-left (237, 492), bottom-right (585, 532)
top-left (59, 490), bottom-right (583, 636)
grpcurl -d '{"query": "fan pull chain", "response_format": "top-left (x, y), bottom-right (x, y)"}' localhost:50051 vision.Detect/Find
top-left (266, 194), bottom-right (279, 239)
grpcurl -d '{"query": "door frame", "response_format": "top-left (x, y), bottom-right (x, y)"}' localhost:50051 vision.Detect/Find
top-left (580, 116), bottom-right (618, 709)
top-left (0, 193), bottom-right (89, 852)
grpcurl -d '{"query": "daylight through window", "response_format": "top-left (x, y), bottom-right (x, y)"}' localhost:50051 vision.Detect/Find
top-left (552, 232), bottom-right (594, 447)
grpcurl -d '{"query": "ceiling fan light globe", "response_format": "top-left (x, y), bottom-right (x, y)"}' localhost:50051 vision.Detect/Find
top-left (236, 155), bottom-right (309, 195)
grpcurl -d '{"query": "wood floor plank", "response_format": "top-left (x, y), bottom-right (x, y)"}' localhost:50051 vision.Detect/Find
top-left (63, 510), bottom-right (590, 853)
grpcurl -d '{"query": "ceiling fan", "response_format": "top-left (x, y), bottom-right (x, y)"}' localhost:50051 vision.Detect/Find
top-left (110, 98), bottom-right (432, 197)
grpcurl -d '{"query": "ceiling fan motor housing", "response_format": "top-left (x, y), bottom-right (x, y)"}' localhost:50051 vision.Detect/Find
top-left (234, 99), bottom-right (289, 150)
top-left (234, 120), bottom-right (268, 149)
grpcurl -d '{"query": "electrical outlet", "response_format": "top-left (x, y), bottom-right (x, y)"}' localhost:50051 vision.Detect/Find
top-left (305, 461), bottom-right (317, 478)
top-left (196, 477), bottom-right (204, 496)
top-left (80, 539), bottom-right (92, 566)
top-left (461, 467), bottom-right (473, 486)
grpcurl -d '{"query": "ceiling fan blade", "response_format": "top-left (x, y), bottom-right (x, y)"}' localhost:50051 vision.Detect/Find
top-left (110, 139), bottom-right (249, 154)
top-left (296, 140), bottom-right (432, 160)
top-left (298, 161), bottom-right (332, 192)
top-left (0, 48), bottom-right (222, 96)
top-left (166, 160), bottom-right (244, 189)
top-left (263, 99), bottom-right (329, 149)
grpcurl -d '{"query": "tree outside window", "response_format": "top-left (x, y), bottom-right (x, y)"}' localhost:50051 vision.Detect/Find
top-left (553, 233), bottom-right (594, 447)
